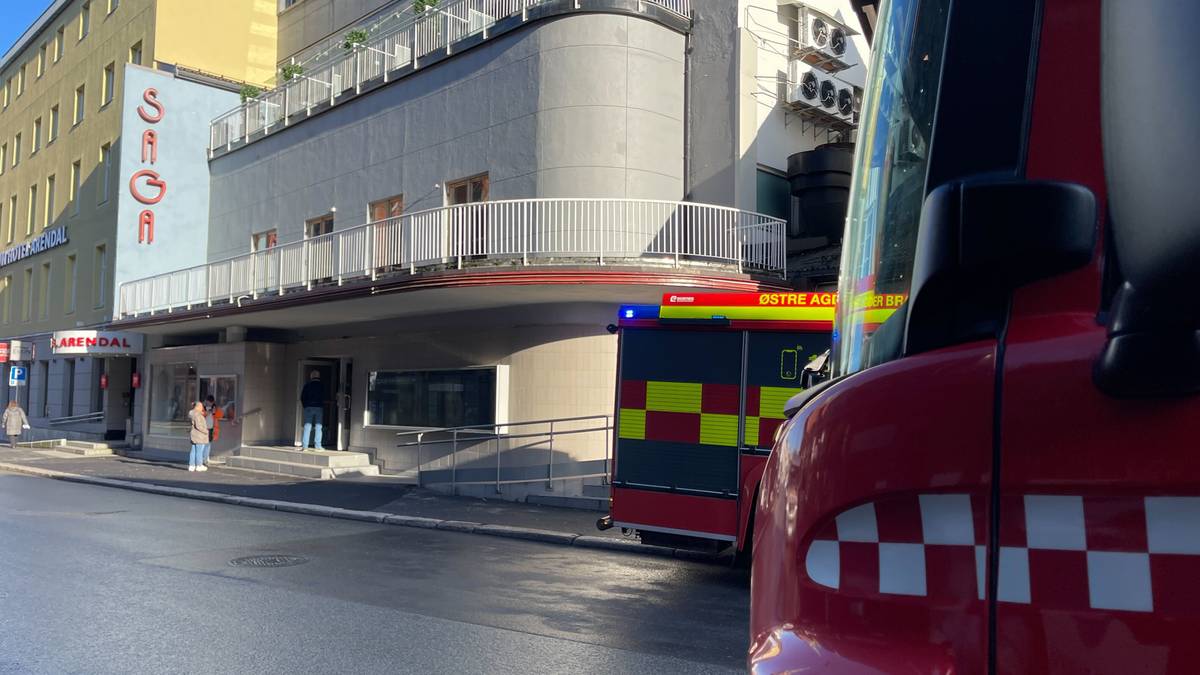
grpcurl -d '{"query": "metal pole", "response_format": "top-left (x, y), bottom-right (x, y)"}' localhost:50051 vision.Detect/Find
top-left (495, 435), bottom-right (501, 494)
top-left (416, 432), bottom-right (424, 487)
top-left (546, 420), bottom-right (554, 490)
top-left (451, 430), bottom-right (458, 496)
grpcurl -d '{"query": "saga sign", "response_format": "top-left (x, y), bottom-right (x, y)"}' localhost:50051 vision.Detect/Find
top-left (131, 88), bottom-right (166, 244)
top-left (51, 331), bottom-right (144, 356)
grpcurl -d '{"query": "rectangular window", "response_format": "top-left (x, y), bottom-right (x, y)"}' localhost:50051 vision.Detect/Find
top-left (37, 44), bottom-right (46, 77)
top-left (39, 361), bottom-right (49, 417)
top-left (148, 363), bottom-right (198, 438)
top-left (756, 168), bottom-right (791, 221)
top-left (366, 368), bottom-right (500, 428)
top-left (306, 214), bottom-right (334, 238)
top-left (65, 254), bottom-right (77, 313)
top-left (0, 143), bottom-right (5, 174)
top-left (44, 175), bottom-right (55, 228)
top-left (38, 262), bottom-right (50, 320)
top-left (102, 62), bottom-right (115, 106)
top-left (74, 85), bottom-right (85, 125)
top-left (445, 173), bottom-right (489, 205)
top-left (369, 194), bottom-right (404, 222)
top-left (0, 275), bottom-right (11, 324)
top-left (2, 79), bottom-right (8, 108)
top-left (93, 244), bottom-right (107, 308)
top-left (32, 118), bottom-right (41, 154)
top-left (70, 160), bottom-right (81, 214)
top-left (49, 105), bottom-right (59, 142)
top-left (17, 64), bottom-right (25, 97)
top-left (99, 143), bottom-right (111, 203)
top-left (107, 0), bottom-right (118, 14)
top-left (129, 41), bottom-right (142, 65)
top-left (80, 2), bottom-right (90, 40)
top-left (13, 133), bottom-right (20, 166)
top-left (55, 27), bottom-right (65, 62)
top-left (21, 267), bottom-right (32, 322)
top-left (26, 184), bottom-right (37, 236)
top-left (252, 229), bottom-right (278, 251)
top-left (7, 196), bottom-right (16, 243)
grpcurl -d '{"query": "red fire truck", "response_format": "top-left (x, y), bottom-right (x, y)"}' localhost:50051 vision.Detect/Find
top-left (602, 292), bottom-right (837, 552)
top-left (751, 0), bottom-right (1200, 672)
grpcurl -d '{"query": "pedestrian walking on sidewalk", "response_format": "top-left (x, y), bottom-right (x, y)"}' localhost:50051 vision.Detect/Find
top-left (3, 401), bottom-right (30, 448)
top-left (300, 370), bottom-right (325, 451)
top-left (204, 395), bottom-right (217, 443)
top-left (188, 401), bottom-right (211, 472)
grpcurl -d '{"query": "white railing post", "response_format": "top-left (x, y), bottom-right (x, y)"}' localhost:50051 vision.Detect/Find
top-left (368, 222), bottom-right (377, 281)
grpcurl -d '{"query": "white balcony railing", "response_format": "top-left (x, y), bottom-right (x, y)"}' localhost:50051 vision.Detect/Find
top-left (117, 198), bottom-right (785, 319)
top-left (210, 0), bottom-right (693, 153)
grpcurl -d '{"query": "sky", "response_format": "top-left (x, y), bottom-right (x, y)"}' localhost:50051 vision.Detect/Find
top-left (0, 0), bottom-right (54, 57)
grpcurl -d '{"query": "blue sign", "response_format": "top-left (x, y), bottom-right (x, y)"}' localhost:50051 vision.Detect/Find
top-left (0, 226), bottom-right (68, 269)
top-left (8, 366), bottom-right (27, 387)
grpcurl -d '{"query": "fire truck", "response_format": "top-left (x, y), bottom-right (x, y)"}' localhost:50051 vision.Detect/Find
top-left (601, 292), bottom-right (837, 552)
top-left (750, 0), bottom-right (1200, 672)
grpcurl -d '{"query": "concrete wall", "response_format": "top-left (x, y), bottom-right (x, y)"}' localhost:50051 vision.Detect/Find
top-left (277, 0), bottom-right (396, 64)
top-left (207, 13), bottom-right (685, 260)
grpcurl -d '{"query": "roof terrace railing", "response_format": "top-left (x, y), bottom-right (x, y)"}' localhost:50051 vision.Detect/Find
top-left (116, 197), bottom-right (784, 319)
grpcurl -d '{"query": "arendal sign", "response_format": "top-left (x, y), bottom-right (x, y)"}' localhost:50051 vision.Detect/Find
top-left (51, 331), bottom-right (144, 356)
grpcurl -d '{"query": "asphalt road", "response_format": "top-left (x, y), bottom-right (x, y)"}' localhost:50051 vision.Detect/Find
top-left (0, 473), bottom-right (748, 674)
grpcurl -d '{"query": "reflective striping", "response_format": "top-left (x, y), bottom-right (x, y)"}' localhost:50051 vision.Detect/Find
top-left (759, 386), bottom-right (804, 419)
top-left (806, 539), bottom-right (840, 590)
top-left (1087, 551), bottom-right (1153, 612)
top-left (996, 546), bottom-right (1031, 604)
top-left (618, 408), bottom-right (646, 440)
top-left (645, 381), bottom-right (702, 413)
top-left (1024, 495), bottom-right (1087, 551)
top-left (699, 413), bottom-right (739, 447)
top-left (879, 543), bottom-right (926, 596)
top-left (1145, 497), bottom-right (1200, 554)
top-left (743, 416), bottom-right (760, 446)
top-left (835, 503), bottom-right (879, 543)
top-left (919, 494), bottom-right (976, 545)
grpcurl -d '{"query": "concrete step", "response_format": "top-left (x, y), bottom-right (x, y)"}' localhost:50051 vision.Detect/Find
top-left (239, 445), bottom-right (372, 469)
top-left (20, 439), bottom-right (115, 456)
top-left (225, 455), bottom-right (381, 479)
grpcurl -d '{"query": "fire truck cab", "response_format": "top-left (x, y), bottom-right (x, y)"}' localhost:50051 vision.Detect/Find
top-left (751, 0), bottom-right (1200, 672)
top-left (606, 293), bottom-right (835, 552)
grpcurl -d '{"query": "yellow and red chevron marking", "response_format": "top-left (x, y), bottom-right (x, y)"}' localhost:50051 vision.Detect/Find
top-left (618, 380), bottom-right (804, 448)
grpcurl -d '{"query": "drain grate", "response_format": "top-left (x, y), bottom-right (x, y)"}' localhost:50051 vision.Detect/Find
top-left (228, 554), bottom-right (309, 568)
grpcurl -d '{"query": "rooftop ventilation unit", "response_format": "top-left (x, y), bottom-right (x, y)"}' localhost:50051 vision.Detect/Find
top-left (794, 4), bottom-right (857, 73)
top-left (786, 62), bottom-right (859, 129)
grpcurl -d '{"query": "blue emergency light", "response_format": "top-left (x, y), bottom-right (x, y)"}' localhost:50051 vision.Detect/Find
top-left (619, 305), bottom-right (659, 320)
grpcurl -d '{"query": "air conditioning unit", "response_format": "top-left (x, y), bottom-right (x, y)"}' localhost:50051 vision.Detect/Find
top-left (794, 4), bottom-right (856, 73)
top-left (787, 62), bottom-right (855, 128)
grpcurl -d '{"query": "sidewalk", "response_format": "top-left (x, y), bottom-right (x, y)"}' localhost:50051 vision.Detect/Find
top-left (0, 446), bottom-right (721, 561)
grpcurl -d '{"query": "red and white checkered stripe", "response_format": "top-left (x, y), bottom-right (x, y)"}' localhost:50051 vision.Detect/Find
top-left (805, 494), bottom-right (1200, 613)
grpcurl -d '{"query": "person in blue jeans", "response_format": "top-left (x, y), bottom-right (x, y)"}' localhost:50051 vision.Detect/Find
top-left (188, 401), bottom-right (211, 472)
top-left (300, 370), bottom-right (325, 451)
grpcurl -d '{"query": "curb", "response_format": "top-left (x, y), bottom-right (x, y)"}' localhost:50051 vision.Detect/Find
top-left (0, 462), bottom-right (725, 563)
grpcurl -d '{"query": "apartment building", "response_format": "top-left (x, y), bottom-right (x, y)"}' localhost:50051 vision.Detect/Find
top-left (0, 0), bottom-right (277, 440)
top-left (110, 0), bottom-right (869, 502)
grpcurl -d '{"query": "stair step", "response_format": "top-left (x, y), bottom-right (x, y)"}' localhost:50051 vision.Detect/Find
top-left (226, 455), bottom-right (381, 479)
top-left (59, 443), bottom-right (115, 457)
top-left (238, 445), bottom-right (374, 468)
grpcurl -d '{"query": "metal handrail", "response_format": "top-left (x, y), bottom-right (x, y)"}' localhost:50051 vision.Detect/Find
top-left (47, 411), bottom-right (105, 426)
top-left (210, 0), bottom-right (693, 153)
top-left (116, 197), bottom-right (787, 318)
top-left (395, 414), bottom-right (613, 495)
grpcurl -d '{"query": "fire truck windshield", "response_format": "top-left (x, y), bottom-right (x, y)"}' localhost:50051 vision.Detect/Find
top-left (832, 0), bottom-right (950, 377)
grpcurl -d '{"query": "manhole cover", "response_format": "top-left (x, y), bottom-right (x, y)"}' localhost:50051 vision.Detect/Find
top-left (228, 554), bottom-right (309, 568)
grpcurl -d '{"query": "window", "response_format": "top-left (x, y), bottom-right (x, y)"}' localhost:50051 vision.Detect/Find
top-left (366, 368), bottom-right (501, 428)
top-left (2, 79), bottom-right (8, 108)
top-left (369, 194), bottom-right (404, 222)
top-left (129, 41), bottom-right (142, 65)
top-left (0, 275), bottom-right (10, 324)
top-left (21, 267), bottom-right (32, 322)
top-left (93, 244), bottom-right (107, 308)
top-left (445, 173), bottom-right (489, 205)
top-left (7, 196), bottom-right (15, 243)
top-left (80, 2), bottom-right (90, 40)
top-left (39, 361), bottom-right (49, 417)
top-left (102, 62), bottom-right (115, 106)
top-left (65, 254), bottom-right (77, 313)
top-left (74, 85), bottom-right (85, 124)
top-left (107, 0), bottom-right (118, 14)
top-left (44, 175), bottom-right (55, 228)
top-left (70, 160), bottom-right (81, 214)
top-left (756, 168), bottom-right (790, 221)
top-left (38, 262), bottom-right (50, 320)
top-left (27, 184), bottom-right (37, 236)
top-left (148, 363), bottom-right (198, 437)
top-left (252, 229), bottom-right (278, 251)
top-left (54, 26), bottom-right (65, 62)
top-left (306, 214), bottom-right (334, 238)
top-left (17, 64), bottom-right (25, 97)
top-left (32, 118), bottom-right (41, 154)
top-left (99, 143), bottom-right (111, 203)
top-left (37, 44), bottom-right (46, 77)
top-left (12, 133), bottom-right (20, 166)
top-left (49, 105), bottom-right (59, 142)
top-left (0, 144), bottom-right (5, 174)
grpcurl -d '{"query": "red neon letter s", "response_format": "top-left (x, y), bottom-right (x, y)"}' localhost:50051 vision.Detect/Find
top-left (138, 88), bottom-right (164, 123)
top-left (129, 169), bottom-right (166, 205)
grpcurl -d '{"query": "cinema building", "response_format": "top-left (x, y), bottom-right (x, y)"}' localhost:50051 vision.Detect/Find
top-left (0, 0), bottom-right (277, 442)
top-left (101, 0), bottom-right (869, 503)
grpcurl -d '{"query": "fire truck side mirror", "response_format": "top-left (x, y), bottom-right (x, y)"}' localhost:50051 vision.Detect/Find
top-left (1096, 0), bottom-right (1200, 397)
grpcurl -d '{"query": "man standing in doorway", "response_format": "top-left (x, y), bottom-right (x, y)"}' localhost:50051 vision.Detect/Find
top-left (300, 371), bottom-right (325, 451)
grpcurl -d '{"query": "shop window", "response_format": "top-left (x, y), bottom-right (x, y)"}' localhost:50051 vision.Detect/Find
top-left (91, 359), bottom-right (105, 413)
top-left (149, 363), bottom-right (197, 437)
top-left (369, 194), bottom-right (404, 222)
top-left (252, 229), bottom-right (277, 251)
top-left (199, 376), bottom-right (238, 433)
top-left (366, 367), bottom-right (499, 428)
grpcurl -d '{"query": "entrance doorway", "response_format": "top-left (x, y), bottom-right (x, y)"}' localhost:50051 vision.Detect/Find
top-left (295, 358), bottom-right (353, 451)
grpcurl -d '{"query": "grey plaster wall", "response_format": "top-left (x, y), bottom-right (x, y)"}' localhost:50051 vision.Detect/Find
top-left (686, 0), bottom-right (740, 207)
top-left (207, 13), bottom-right (685, 261)
top-left (278, 0), bottom-right (398, 63)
